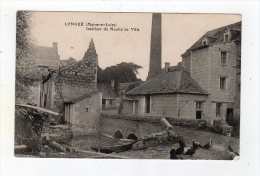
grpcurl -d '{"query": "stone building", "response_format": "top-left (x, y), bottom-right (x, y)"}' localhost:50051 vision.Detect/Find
top-left (119, 81), bottom-right (143, 97)
top-left (97, 81), bottom-right (120, 110)
top-left (32, 42), bottom-right (61, 69)
top-left (123, 18), bottom-right (241, 123)
top-left (122, 65), bottom-right (208, 119)
top-left (181, 21), bottom-right (241, 123)
top-left (64, 91), bottom-right (102, 134)
top-left (40, 39), bottom-right (98, 121)
top-left (27, 42), bottom-right (61, 105)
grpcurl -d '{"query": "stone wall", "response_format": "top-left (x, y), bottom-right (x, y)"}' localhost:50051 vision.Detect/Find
top-left (178, 94), bottom-right (208, 119)
top-left (40, 54), bottom-right (98, 113)
top-left (182, 42), bottom-right (240, 120)
top-left (28, 82), bottom-right (40, 106)
top-left (150, 94), bottom-right (177, 116)
top-left (190, 47), bottom-right (210, 92)
top-left (208, 43), bottom-right (237, 102)
top-left (70, 92), bottom-right (102, 136)
top-left (100, 113), bottom-right (231, 138)
top-left (123, 94), bottom-right (208, 120)
top-left (100, 114), bottom-right (165, 139)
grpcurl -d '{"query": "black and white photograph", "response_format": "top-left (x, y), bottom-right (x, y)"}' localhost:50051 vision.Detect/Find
top-left (14, 11), bottom-right (241, 160)
top-left (1, 1), bottom-right (260, 175)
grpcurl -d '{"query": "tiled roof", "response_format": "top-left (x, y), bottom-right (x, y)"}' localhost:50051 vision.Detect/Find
top-left (126, 69), bottom-right (208, 95)
top-left (183, 21), bottom-right (241, 55)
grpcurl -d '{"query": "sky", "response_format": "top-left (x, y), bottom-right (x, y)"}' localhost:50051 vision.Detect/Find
top-left (30, 12), bottom-right (241, 80)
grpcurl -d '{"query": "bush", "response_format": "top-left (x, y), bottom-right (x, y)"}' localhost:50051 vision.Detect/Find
top-left (197, 121), bottom-right (206, 129)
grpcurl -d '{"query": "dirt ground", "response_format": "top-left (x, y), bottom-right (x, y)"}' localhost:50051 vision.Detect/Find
top-left (119, 126), bottom-right (239, 160)
top-left (15, 125), bottom-right (239, 160)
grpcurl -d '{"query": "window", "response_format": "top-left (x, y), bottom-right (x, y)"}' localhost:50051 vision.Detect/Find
top-left (44, 94), bottom-right (47, 107)
top-left (102, 99), bottom-right (106, 105)
top-left (85, 108), bottom-right (89, 112)
top-left (145, 95), bottom-right (151, 113)
top-left (221, 52), bottom-right (227, 65)
top-left (202, 38), bottom-right (208, 46)
top-left (109, 99), bottom-right (113, 105)
top-left (220, 77), bottom-right (226, 90)
top-left (196, 102), bottom-right (203, 119)
top-left (224, 33), bottom-right (229, 42)
top-left (216, 103), bottom-right (222, 117)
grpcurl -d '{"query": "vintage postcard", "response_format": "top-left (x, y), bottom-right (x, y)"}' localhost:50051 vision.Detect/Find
top-left (15, 11), bottom-right (241, 160)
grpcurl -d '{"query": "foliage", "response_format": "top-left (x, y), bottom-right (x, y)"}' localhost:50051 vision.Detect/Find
top-left (97, 62), bottom-right (142, 87)
top-left (15, 106), bottom-right (45, 150)
top-left (16, 11), bottom-right (38, 102)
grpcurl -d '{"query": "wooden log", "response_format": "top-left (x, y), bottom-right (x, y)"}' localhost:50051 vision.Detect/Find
top-left (160, 118), bottom-right (173, 130)
top-left (14, 145), bottom-right (29, 154)
top-left (47, 140), bottom-right (67, 153)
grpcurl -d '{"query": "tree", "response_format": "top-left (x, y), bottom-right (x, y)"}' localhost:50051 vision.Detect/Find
top-left (97, 62), bottom-right (142, 90)
top-left (16, 11), bottom-right (37, 103)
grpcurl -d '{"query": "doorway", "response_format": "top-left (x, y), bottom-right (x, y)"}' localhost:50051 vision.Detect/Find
top-left (226, 108), bottom-right (234, 125)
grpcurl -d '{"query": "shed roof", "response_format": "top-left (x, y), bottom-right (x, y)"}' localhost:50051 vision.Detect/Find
top-left (64, 90), bottom-right (99, 104)
top-left (126, 69), bottom-right (208, 96)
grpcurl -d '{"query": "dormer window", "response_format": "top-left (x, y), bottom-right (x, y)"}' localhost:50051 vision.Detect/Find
top-left (202, 38), bottom-right (208, 46)
top-left (223, 29), bottom-right (231, 43)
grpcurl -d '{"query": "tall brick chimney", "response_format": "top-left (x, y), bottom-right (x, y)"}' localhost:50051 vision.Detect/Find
top-left (146, 13), bottom-right (162, 80)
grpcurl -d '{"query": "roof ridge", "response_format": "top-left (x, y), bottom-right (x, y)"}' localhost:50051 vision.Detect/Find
top-left (183, 21), bottom-right (241, 55)
top-left (206, 21), bottom-right (241, 34)
top-left (126, 72), bottom-right (163, 94)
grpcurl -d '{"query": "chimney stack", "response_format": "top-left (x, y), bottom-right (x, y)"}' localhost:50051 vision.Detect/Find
top-left (147, 13), bottom-right (162, 80)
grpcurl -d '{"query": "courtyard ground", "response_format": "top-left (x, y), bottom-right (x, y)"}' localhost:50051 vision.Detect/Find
top-left (119, 125), bottom-right (239, 160)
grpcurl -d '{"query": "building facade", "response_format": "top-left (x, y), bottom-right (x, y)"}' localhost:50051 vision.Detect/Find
top-left (40, 39), bottom-right (98, 118)
top-left (64, 91), bottom-right (102, 134)
top-left (122, 65), bottom-right (208, 119)
top-left (182, 21), bottom-right (241, 122)
top-left (26, 42), bottom-right (61, 105)
top-left (123, 21), bottom-right (241, 123)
